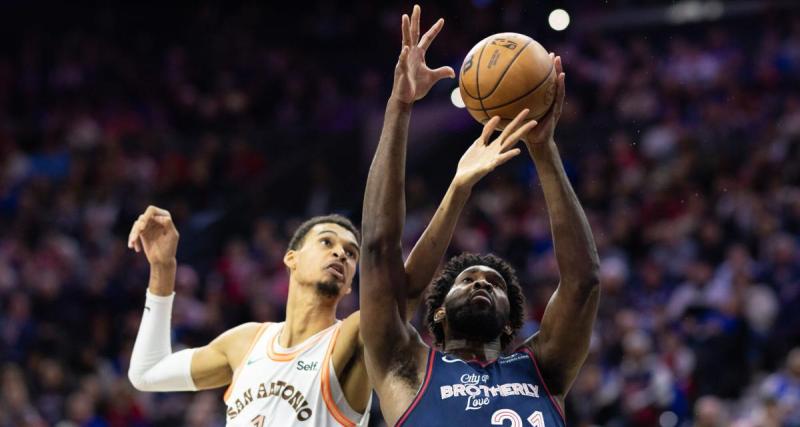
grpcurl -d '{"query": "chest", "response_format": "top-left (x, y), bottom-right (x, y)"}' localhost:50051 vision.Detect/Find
top-left (224, 324), bottom-right (336, 424)
top-left (398, 351), bottom-right (565, 427)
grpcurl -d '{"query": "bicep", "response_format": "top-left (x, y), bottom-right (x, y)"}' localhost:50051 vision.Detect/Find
top-left (527, 283), bottom-right (600, 396)
top-left (191, 322), bottom-right (263, 390)
top-left (191, 344), bottom-right (233, 389)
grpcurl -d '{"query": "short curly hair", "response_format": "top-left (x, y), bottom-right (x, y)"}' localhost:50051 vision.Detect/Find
top-left (287, 214), bottom-right (360, 251)
top-left (425, 253), bottom-right (525, 350)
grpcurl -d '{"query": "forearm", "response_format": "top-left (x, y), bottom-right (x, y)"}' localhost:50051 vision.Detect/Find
top-left (359, 98), bottom-right (414, 351)
top-left (128, 289), bottom-right (197, 392)
top-left (405, 180), bottom-right (471, 297)
top-left (361, 98), bottom-right (412, 254)
top-left (528, 140), bottom-right (599, 289)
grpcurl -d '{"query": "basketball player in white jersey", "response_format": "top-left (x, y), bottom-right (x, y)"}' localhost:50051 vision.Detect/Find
top-left (124, 8), bottom-right (505, 425)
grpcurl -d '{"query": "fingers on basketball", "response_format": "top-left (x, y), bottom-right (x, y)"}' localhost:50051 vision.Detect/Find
top-left (496, 108), bottom-right (530, 144)
top-left (507, 120), bottom-right (538, 146)
top-left (480, 116), bottom-right (501, 144)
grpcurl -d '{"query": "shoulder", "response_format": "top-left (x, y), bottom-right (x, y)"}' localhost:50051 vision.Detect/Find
top-left (218, 322), bottom-right (267, 344)
top-left (211, 322), bottom-right (270, 366)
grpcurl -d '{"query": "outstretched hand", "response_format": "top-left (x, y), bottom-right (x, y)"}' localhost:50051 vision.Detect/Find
top-left (391, 4), bottom-right (455, 104)
top-left (524, 54), bottom-right (566, 146)
top-left (454, 109), bottom-right (539, 189)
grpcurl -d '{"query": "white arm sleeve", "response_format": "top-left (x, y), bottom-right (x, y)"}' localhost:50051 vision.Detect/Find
top-left (128, 290), bottom-right (198, 392)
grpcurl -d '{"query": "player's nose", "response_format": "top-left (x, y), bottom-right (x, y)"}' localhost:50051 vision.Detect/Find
top-left (331, 246), bottom-right (346, 261)
top-left (473, 279), bottom-right (491, 290)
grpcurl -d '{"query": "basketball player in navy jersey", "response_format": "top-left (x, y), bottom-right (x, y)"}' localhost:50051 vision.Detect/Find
top-left (360, 5), bottom-right (600, 426)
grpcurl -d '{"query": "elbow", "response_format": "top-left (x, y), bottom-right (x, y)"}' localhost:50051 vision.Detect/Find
top-left (578, 269), bottom-right (600, 294)
top-left (128, 370), bottom-right (147, 391)
top-left (568, 265), bottom-right (600, 296)
top-left (361, 238), bottom-right (402, 265)
top-left (128, 367), bottom-right (157, 392)
top-left (360, 224), bottom-right (403, 262)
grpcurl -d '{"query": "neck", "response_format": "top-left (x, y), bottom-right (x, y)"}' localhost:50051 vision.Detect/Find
top-left (281, 279), bottom-right (338, 347)
top-left (443, 337), bottom-right (503, 362)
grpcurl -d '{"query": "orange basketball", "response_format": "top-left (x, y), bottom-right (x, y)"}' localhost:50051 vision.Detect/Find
top-left (459, 33), bottom-right (556, 129)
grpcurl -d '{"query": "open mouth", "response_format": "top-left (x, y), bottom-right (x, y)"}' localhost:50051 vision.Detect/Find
top-left (325, 263), bottom-right (345, 280)
top-left (470, 290), bottom-right (492, 305)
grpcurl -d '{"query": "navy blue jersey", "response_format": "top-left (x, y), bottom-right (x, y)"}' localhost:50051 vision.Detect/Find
top-left (396, 347), bottom-right (565, 427)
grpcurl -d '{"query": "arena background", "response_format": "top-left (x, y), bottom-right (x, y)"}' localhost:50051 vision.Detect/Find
top-left (1, 1), bottom-right (800, 426)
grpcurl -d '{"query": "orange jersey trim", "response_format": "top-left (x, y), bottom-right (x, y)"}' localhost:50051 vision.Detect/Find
top-left (223, 323), bottom-right (269, 402)
top-left (320, 324), bottom-right (357, 427)
top-left (266, 326), bottom-right (329, 362)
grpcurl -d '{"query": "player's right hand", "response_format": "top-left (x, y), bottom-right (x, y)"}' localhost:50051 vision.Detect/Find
top-left (453, 109), bottom-right (539, 189)
top-left (523, 53), bottom-right (565, 147)
top-left (390, 4), bottom-right (455, 104)
top-left (127, 205), bottom-right (179, 267)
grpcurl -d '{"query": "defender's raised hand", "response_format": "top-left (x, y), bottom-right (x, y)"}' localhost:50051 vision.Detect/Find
top-left (391, 4), bottom-right (455, 104)
top-left (454, 109), bottom-right (539, 189)
top-left (524, 54), bottom-right (565, 146)
top-left (127, 205), bottom-right (179, 267)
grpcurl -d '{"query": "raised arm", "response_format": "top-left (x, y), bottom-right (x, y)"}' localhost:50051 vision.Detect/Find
top-left (359, 5), bottom-right (453, 380)
top-left (523, 56), bottom-right (601, 397)
top-left (404, 113), bottom-right (535, 318)
top-left (127, 206), bottom-right (259, 392)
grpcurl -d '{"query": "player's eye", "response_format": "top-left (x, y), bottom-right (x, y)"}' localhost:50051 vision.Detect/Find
top-left (321, 238), bottom-right (331, 246)
top-left (462, 277), bottom-right (471, 283)
top-left (345, 249), bottom-right (355, 258)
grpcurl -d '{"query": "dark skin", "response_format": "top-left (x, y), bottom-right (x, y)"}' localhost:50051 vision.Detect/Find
top-left (359, 6), bottom-right (600, 425)
top-left (435, 266), bottom-right (511, 361)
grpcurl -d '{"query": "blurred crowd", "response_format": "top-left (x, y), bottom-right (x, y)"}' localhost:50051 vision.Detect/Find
top-left (1, 1), bottom-right (800, 426)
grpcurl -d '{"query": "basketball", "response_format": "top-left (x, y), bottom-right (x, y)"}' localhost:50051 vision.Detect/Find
top-left (459, 33), bottom-right (556, 129)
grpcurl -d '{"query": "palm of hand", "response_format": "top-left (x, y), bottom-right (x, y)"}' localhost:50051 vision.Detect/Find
top-left (406, 49), bottom-right (440, 101)
top-left (453, 110), bottom-right (538, 188)
top-left (456, 140), bottom-right (503, 185)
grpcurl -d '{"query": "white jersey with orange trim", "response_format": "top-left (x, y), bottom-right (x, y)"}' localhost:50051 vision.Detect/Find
top-left (223, 321), bottom-right (370, 427)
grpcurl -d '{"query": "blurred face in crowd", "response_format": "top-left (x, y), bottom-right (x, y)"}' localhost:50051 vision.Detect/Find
top-left (694, 396), bottom-right (725, 427)
top-left (284, 223), bottom-right (359, 299)
top-left (441, 265), bottom-right (511, 343)
top-left (788, 348), bottom-right (800, 378)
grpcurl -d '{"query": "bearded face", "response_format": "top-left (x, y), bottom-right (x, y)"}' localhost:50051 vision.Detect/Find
top-left (315, 280), bottom-right (341, 298)
top-left (440, 265), bottom-right (511, 343)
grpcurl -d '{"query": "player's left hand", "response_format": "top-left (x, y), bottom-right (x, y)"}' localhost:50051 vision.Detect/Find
top-left (523, 54), bottom-right (565, 146)
top-left (390, 4), bottom-right (455, 104)
top-left (453, 109), bottom-right (538, 189)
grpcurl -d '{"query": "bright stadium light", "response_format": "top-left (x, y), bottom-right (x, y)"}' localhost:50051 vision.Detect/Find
top-left (548, 9), bottom-right (570, 31)
top-left (451, 88), bottom-right (465, 108)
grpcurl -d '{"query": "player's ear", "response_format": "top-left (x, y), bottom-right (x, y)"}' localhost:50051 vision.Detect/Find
top-left (434, 308), bottom-right (446, 323)
top-left (284, 250), bottom-right (297, 271)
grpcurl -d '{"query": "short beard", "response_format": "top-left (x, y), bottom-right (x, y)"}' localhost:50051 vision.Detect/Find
top-left (315, 280), bottom-right (340, 298)
top-left (445, 301), bottom-right (505, 343)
